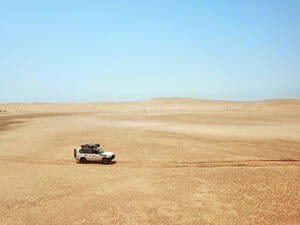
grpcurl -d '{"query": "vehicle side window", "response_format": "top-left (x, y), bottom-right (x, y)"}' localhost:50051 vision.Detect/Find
top-left (79, 149), bottom-right (96, 154)
top-left (87, 149), bottom-right (94, 154)
top-left (81, 149), bottom-right (89, 154)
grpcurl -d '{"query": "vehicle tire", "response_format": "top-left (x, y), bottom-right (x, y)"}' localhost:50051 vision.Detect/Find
top-left (102, 158), bottom-right (110, 164)
top-left (80, 157), bottom-right (87, 164)
top-left (74, 149), bottom-right (76, 158)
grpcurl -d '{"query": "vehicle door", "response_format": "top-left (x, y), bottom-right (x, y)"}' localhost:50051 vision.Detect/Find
top-left (85, 149), bottom-right (95, 161)
top-left (93, 150), bottom-right (103, 161)
top-left (79, 149), bottom-right (89, 160)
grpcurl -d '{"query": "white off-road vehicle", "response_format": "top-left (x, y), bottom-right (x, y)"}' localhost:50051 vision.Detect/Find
top-left (74, 143), bottom-right (115, 164)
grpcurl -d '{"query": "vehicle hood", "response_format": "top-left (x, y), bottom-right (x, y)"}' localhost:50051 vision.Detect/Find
top-left (101, 151), bottom-right (114, 157)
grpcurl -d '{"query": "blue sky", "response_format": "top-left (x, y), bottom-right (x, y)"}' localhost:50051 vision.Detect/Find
top-left (1, 0), bottom-right (299, 102)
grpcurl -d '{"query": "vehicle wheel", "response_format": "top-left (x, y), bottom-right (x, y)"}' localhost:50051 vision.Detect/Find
top-left (80, 157), bottom-right (87, 164)
top-left (102, 158), bottom-right (110, 164)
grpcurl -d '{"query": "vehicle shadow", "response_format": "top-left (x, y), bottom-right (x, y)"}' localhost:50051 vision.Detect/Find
top-left (77, 161), bottom-right (117, 165)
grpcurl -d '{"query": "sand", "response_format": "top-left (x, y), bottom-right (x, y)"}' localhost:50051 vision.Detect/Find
top-left (0, 98), bottom-right (299, 225)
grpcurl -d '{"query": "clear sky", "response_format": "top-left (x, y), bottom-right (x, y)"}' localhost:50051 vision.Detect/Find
top-left (1, 0), bottom-right (299, 102)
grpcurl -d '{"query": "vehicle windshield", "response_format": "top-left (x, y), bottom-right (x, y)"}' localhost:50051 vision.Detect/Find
top-left (98, 149), bottom-right (104, 154)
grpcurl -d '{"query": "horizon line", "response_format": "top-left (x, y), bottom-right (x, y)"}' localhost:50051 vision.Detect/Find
top-left (1, 97), bottom-right (300, 104)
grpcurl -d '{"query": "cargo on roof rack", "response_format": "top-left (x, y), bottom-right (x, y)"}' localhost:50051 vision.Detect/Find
top-left (81, 143), bottom-right (100, 150)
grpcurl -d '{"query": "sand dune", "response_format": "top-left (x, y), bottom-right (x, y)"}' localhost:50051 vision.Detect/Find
top-left (0, 98), bottom-right (299, 225)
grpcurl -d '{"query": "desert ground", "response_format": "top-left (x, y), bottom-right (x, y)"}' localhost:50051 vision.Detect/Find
top-left (0, 98), bottom-right (299, 225)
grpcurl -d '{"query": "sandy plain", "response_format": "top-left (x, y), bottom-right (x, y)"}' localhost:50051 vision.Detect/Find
top-left (0, 98), bottom-right (299, 225)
